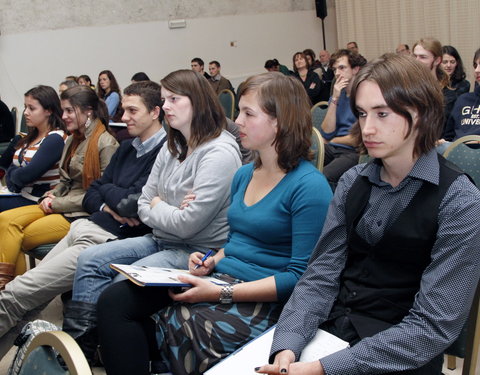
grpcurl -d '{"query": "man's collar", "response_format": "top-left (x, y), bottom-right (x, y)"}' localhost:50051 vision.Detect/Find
top-left (132, 127), bottom-right (166, 156)
top-left (360, 149), bottom-right (440, 187)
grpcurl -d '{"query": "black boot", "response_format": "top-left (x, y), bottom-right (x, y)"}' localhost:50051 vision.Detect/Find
top-left (62, 300), bottom-right (99, 365)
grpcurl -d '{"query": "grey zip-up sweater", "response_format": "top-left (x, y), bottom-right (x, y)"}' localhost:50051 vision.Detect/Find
top-left (138, 130), bottom-right (241, 248)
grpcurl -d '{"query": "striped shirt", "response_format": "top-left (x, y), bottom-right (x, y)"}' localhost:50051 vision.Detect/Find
top-left (12, 130), bottom-right (67, 199)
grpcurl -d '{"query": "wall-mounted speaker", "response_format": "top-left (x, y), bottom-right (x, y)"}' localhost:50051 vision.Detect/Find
top-left (315, 0), bottom-right (327, 19)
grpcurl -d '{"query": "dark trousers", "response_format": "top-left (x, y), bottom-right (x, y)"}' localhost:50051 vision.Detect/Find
top-left (0, 195), bottom-right (35, 212)
top-left (97, 280), bottom-right (170, 375)
top-left (323, 144), bottom-right (359, 185)
top-left (320, 316), bottom-right (444, 375)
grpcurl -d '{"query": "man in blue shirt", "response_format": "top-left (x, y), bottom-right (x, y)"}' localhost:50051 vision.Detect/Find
top-left (320, 49), bottom-right (366, 187)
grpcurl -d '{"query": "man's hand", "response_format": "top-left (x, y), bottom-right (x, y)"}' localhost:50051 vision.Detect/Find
top-left (332, 76), bottom-right (348, 99)
top-left (103, 204), bottom-right (140, 227)
top-left (255, 350), bottom-right (324, 375)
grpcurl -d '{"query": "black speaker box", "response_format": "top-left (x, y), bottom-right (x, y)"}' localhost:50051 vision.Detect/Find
top-left (316, 0), bottom-right (327, 19)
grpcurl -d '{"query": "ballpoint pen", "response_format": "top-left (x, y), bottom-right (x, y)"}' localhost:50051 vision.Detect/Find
top-left (194, 249), bottom-right (214, 270)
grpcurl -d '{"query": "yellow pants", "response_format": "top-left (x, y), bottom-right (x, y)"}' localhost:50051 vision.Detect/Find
top-left (0, 205), bottom-right (71, 275)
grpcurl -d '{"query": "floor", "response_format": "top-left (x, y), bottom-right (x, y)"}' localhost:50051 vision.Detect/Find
top-left (0, 297), bottom-right (476, 375)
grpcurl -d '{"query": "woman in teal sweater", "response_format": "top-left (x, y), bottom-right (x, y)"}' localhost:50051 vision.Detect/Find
top-left (97, 72), bottom-right (333, 375)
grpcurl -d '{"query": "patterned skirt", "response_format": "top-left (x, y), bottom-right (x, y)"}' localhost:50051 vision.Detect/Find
top-left (153, 300), bottom-right (282, 375)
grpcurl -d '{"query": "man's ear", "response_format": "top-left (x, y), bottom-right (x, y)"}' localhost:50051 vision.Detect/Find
top-left (409, 108), bottom-right (419, 127)
top-left (152, 106), bottom-right (161, 120)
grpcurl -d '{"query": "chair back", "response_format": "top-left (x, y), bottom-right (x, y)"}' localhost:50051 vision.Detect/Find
top-left (311, 101), bottom-right (328, 132)
top-left (444, 282), bottom-right (480, 375)
top-left (463, 283), bottom-right (480, 374)
top-left (19, 331), bottom-right (91, 375)
top-left (218, 89), bottom-right (235, 121)
top-left (443, 135), bottom-right (480, 185)
top-left (19, 346), bottom-right (68, 375)
top-left (11, 107), bottom-right (17, 131)
top-left (310, 127), bottom-right (325, 172)
top-left (20, 113), bottom-right (28, 134)
top-left (22, 243), bottom-right (56, 269)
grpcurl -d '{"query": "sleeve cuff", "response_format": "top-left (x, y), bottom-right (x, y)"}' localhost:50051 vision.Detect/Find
top-left (319, 129), bottom-right (336, 140)
top-left (320, 347), bottom-right (359, 375)
top-left (269, 330), bottom-right (307, 363)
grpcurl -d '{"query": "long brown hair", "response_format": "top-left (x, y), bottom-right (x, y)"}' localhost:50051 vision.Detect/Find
top-left (160, 70), bottom-right (225, 161)
top-left (19, 85), bottom-right (66, 149)
top-left (96, 70), bottom-right (121, 98)
top-left (238, 72), bottom-right (312, 172)
top-left (60, 86), bottom-right (109, 189)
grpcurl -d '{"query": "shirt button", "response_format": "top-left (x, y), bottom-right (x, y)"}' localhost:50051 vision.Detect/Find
top-left (345, 308), bottom-right (352, 314)
top-left (351, 291), bottom-right (357, 297)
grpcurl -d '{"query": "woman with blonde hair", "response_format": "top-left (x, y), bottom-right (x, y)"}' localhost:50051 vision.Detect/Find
top-left (0, 86), bottom-right (118, 287)
top-left (96, 72), bottom-right (332, 375)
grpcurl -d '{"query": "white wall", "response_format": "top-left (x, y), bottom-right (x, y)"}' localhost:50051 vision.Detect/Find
top-left (0, 6), bottom-right (338, 127)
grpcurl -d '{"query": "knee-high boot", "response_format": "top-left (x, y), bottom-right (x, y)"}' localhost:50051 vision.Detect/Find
top-left (62, 300), bottom-right (98, 364)
top-left (0, 263), bottom-right (15, 290)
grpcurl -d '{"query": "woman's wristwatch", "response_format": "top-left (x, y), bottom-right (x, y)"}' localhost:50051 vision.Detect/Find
top-left (219, 284), bottom-right (234, 304)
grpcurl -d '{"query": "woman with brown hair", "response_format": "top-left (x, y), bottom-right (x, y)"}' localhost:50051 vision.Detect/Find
top-left (97, 70), bottom-right (122, 122)
top-left (60, 69), bottom-right (243, 364)
top-left (0, 85), bottom-right (67, 212)
top-left (0, 85), bottom-right (118, 286)
top-left (292, 51), bottom-right (325, 105)
top-left (442, 45), bottom-right (470, 96)
top-left (95, 72), bottom-right (332, 375)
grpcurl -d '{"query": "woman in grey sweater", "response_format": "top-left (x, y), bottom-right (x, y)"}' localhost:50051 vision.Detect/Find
top-left (61, 69), bottom-right (242, 362)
